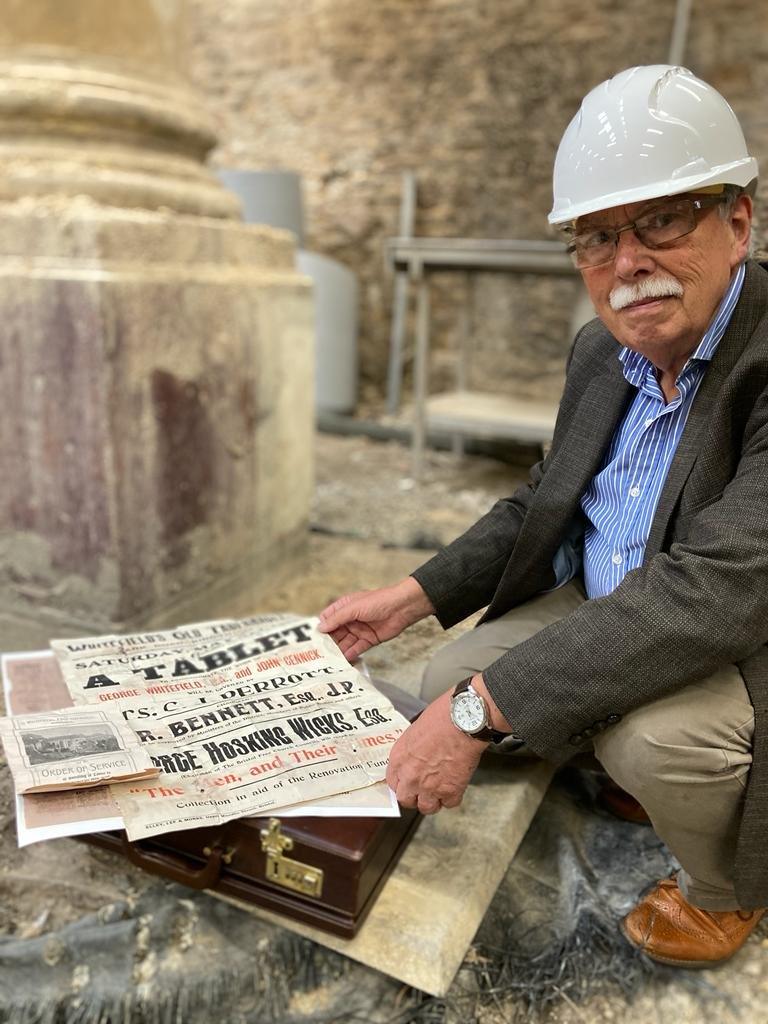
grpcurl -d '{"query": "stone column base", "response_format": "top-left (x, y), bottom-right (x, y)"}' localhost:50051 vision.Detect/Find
top-left (0, 197), bottom-right (314, 648)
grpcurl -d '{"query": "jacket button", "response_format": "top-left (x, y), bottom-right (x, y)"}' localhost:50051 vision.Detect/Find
top-left (583, 725), bottom-right (598, 739)
top-left (606, 714), bottom-right (622, 724)
top-left (569, 733), bottom-right (584, 745)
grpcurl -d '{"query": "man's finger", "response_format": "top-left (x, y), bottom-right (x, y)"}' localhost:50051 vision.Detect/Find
top-left (317, 592), bottom-right (366, 631)
top-left (343, 639), bottom-right (371, 662)
top-left (317, 609), bottom-right (343, 633)
top-left (395, 787), bottom-right (418, 809)
top-left (329, 625), bottom-right (352, 645)
top-left (417, 794), bottom-right (441, 815)
top-left (333, 634), bottom-right (367, 662)
top-left (334, 630), bottom-right (356, 653)
top-left (439, 791), bottom-right (464, 809)
top-left (332, 628), bottom-right (364, 651)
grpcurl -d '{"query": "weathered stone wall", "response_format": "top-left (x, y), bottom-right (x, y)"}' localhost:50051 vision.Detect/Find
top-left (187, 0), bottom-right (768, 405)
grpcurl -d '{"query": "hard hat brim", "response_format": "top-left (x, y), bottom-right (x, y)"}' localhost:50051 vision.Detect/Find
top-left (548, 157), bottom-right (758, 225)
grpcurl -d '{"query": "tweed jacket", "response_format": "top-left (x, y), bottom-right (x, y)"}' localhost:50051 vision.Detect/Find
top-left (412, 259), bottom-right (768, 908)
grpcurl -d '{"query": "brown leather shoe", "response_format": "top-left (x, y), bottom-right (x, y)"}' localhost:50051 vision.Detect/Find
top-left (597, 779), bottom-right (651, 825)
top-left (621, 875), bottom-right (765, 967)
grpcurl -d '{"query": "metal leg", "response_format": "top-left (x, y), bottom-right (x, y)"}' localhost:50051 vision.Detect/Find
top-left (453, 273), bottom-right (470, 457)
top-left (412, 270), bottom-right (430, 480)
top-left (456, 273), bottom-right (470, 392)
top-left (386, 271), bottom-right (410, 415)
top-left (667, 0), bottom-right (692, 64)
top-left (386, 171), bottom-right (417, 414)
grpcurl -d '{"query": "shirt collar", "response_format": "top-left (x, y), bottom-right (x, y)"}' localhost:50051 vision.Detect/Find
top-left (618, 261), bottom-right (746, 387)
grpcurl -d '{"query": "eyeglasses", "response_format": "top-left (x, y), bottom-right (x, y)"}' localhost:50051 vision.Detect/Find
top-left (565, 195), bottom-right (727, 269)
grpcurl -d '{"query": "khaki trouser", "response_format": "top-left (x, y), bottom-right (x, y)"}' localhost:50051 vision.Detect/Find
top-left (421, 581), bottom-right (754, 912)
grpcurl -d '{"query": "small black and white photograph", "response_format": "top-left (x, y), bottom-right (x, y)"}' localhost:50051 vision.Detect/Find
top-left (20, 726), bottom-right (120, 765)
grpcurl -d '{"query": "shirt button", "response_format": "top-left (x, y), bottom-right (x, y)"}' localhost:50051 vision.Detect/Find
top-left (629, 486), bottom-right (641, 498)
top-left (644, 417), bottom-right (654, 428)
top-left (612, 553), bottom-right (623, 565)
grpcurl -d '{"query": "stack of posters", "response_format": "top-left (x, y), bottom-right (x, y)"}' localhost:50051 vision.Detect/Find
top-left (1, 614), bottom-right (408, 845)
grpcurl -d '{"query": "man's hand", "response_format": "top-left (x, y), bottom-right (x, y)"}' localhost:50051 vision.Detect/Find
top-left (318, 577), bottom-right (435, 662)
top-left (385, 689), bottom-right (486, 815)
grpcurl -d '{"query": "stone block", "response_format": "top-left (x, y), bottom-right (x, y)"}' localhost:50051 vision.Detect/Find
top-left (0, 199), bottom-right (314, 646)
top-left (215, 757), bottom-right (555, 997)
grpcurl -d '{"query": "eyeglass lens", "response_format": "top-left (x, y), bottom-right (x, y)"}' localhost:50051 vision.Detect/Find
top-left (567, 198), bottom-right (717, 268)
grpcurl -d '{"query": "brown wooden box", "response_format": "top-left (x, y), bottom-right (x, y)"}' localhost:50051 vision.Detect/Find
top-left (85, 809), bottom-right (420, 937)
top-left (81, 681), bottom-right (424, 937)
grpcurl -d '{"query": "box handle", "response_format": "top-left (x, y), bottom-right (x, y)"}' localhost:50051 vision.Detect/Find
top-left (120, 834), bottom-right (234, 889)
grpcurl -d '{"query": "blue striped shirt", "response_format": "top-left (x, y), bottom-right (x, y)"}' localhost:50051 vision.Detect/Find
top-left (580, 262), bottom-right (745, 599)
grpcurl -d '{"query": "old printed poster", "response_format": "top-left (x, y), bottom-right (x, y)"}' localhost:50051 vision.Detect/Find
top-left (3, 614), bottom-right (409, 843)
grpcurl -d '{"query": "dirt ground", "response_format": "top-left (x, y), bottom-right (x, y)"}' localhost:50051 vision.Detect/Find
top-left (289, 433), bottom-right (530, 688)
top-left (2, 432), bottom-right (768, 1024)
top-left (0, 432), bottom-right (524, 1023)
top-left (1, 435), bottom-right (516, 936)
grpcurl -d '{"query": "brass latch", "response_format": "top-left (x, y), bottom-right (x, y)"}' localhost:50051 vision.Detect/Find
top-left (202, 844), bottom-right (234, 865)
top-left (259, 818), bottom-right (324, 898)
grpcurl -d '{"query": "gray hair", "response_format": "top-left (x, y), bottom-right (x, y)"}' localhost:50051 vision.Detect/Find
top-left (719, 182), bottom-right (756, 258)
top-left (718, 184), bottom-right (744, 218)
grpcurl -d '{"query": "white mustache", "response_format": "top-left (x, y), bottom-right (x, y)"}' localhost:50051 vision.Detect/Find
top-left (609, 275), bottom-right (684, 311)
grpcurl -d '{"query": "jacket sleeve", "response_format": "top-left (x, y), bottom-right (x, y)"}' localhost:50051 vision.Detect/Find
top-left (483, 388), bottom-right (768, 763)
top-left (410, 324), bottom-right (595, 629)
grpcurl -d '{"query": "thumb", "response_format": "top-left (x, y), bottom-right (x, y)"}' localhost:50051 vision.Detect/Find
top-left (317, 591), bottom-right (368, 632)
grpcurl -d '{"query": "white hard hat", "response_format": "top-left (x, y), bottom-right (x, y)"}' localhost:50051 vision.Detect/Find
top-left (549, 65), bottom-right (758, 225)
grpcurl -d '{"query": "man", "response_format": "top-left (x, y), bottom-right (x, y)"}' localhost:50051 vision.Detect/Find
top-left (319, 65), bottom-right (767, 967)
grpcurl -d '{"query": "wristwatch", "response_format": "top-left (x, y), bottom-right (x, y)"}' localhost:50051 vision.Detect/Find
top-left (450, 677), bottom-right (524, 747)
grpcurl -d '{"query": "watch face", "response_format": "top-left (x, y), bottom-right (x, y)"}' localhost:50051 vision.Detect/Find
top-left (451, 692), bottom-right (487, 734)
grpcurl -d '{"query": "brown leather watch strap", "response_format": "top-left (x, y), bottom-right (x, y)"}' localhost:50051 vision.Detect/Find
top-left (451, 676), bottom-right (522, 745)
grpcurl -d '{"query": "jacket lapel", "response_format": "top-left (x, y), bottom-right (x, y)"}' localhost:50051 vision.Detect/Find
top-left (546, 353), bottom-right (631, 497)
top-left (645, 260), bottom-right (768, 557)
top-left (512, 350), bottom-right (632, 574)
top-left (482, 340), bottom-right (633, 620)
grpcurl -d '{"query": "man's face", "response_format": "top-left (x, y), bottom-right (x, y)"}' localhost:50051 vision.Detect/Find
top-left (578, 194), bottom-right (752, 373)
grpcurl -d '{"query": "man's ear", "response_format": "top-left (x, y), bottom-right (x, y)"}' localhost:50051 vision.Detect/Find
top-left (729, 194), bottom-right (753, 267)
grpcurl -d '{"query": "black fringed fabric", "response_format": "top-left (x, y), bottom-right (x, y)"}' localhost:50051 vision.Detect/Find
top-left (2, 769), bottom-right (759, 1024)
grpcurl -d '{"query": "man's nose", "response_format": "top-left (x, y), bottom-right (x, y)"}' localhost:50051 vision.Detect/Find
top-left (613, 225), bottom-right (656, 277)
